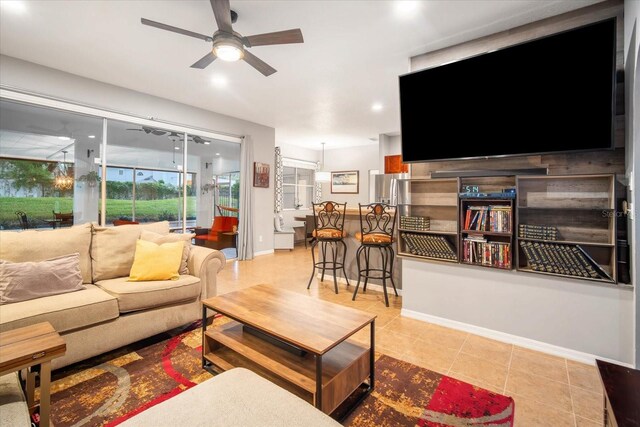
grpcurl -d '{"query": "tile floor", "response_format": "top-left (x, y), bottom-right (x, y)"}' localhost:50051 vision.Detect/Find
top-left (217, 247), bottom-right (604, 427)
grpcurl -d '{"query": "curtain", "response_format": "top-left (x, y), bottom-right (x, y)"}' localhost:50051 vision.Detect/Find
top-left (238, 137), bottom-right (253, 260)
top-left (274, 146), bottom-right (283, 213)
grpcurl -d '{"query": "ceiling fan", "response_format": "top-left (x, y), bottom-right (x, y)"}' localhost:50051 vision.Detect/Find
top-left (126, 126), bottom-right (167, 136)
top-left (140, 0), bottom-right (304, 76)
top-left (126, 127), bottom-right (211, 144)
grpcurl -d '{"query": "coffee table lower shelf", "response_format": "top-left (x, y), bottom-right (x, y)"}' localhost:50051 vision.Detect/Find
top-left (203, 320), bottom-right (371, 415)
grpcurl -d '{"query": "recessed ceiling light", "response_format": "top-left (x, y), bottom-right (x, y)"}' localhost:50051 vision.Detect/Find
top-left (371, 103), bottom-right (383, 112)
top-left (58, 136), bottom-right (71, 141)
top-left (88, 135), bottom-right (96, 139)
top-left (394, 0), bottom-right (421, 17)
top-left (174, 147), bottom-right (180, 150)
top-left (215, 153), bottom-right (220, 156)
top-left (211, 75), bottom-right (228, 88)
top-left (1, 1), bottom-right (27, 14)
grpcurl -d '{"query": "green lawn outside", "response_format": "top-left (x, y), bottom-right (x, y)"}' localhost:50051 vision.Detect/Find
top-left (0, 197), bottom-right (197, 229)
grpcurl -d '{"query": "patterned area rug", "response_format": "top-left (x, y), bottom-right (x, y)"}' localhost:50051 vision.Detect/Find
top-left (344, 356), bottom-right (514, 426)
top-left (48, 321), bottom-right (514, 427)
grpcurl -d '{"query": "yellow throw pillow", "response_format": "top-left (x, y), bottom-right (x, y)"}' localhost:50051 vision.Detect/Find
top-left (128, 240), bottom-right (184, 282)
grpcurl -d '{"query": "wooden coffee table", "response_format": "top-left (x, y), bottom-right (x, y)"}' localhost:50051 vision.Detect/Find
top-left (201, 284), bottom-right (376, 416)
top-left (0, 322), bottom-right (66, 427)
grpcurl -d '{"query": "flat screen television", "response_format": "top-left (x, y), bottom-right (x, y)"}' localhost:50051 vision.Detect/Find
top-left (399, 18), bottom-right (616, 163)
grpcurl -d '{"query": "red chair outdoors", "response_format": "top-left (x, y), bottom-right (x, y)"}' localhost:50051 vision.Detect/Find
top-left (194, 216), bottom-right (238, 250)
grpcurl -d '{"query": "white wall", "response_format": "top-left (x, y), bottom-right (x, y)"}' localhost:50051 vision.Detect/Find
top-left (403, 260), bottom-right (635, 364)
top-left (321, 144), bottom-right (379, 207)
top-left (0, 55), bottom-right (275, 254)
top-left (623, 0), bottom-right (640, 367)
top-left (400, 3), bottom-right (636, 365)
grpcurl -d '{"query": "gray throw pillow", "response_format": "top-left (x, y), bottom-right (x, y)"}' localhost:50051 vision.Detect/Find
top-left (0, 253), bottom-right (84, 305)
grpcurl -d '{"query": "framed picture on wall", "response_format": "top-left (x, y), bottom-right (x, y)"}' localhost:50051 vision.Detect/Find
top-left (253, 162), bottom-right (270, 188)
top-left (331, 170), bottom-right (359, 194)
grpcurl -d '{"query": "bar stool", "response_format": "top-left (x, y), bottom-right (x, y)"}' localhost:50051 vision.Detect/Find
top-left (307, 201), bottom-right (350, 294)
top-left (352, 203), bottom-right (398, 307)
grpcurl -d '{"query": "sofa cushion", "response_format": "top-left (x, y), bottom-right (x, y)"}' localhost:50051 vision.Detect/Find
top-left (0, 223), bottom-right (93, 284)
top-left (91, 221), bottom-right (170, 282)
top-left (140, 230), bottom-right (194, 275)
top-left (95, 275), bottom-right (200, 313)
top-left (0, 285), bottom-right (119, 334)
top-left (0, 253), bottom-right (84, 305)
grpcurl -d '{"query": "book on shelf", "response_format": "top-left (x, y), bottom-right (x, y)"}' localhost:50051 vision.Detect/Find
top-left (401, 232), bottom-right (457, 260)
top-left (518, 224), bottom-right (558, 240)
top-left (575, 245), bottom-right (614, 282)
top-left (462, 238), bottom-right (511, 268)
top-left (400, 215), bottom-right (430, 231)
top-left (519, 241), bottom-right (612, 281)
top-left (463, 205), bottom-right (511, 232)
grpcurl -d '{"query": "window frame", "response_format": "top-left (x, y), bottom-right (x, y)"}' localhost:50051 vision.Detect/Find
top-left (282, 165), bottom-right (315, 210)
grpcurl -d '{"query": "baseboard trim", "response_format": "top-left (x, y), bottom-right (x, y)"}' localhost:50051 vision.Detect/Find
top-left (314, 273), bottom-right (403, 296)
top-left (401, 309), bottom-right (633, 367)
top-left (253, 249), bottom-right (274, 257)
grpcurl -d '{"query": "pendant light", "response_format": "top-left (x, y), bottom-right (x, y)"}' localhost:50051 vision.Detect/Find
top-left (315, 142), bottom-right (330, 183)
top-left (54, 151), bottom-right (74, 191)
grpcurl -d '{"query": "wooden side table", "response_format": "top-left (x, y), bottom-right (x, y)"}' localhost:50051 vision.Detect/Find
top-left (0, 322), bottom-right (66, 427)
top-left (596, 359), bottom-right (640, 427)
top-left (222, 231), bottom-right (238, 250)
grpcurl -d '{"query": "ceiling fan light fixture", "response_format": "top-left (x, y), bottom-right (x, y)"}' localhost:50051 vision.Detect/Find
top-left (212, 37), bottom-right (244, 62)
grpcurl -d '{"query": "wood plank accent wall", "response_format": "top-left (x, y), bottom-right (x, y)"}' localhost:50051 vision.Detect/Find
top-left (409, 0), bottom-right (626, 179)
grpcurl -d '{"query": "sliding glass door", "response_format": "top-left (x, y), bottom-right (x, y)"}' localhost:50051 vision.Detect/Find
top-left (0, 99), bottom-right (103, 229)
top-left (0, 96), bottom-right (242, 232)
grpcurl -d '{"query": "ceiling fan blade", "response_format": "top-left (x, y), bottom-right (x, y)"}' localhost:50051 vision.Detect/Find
top-left (141, 18), bottom-right (212, 42)
top-left (243, 29), bottom-right (304, 47)
top-left (243, 50), bottom-right (277, 76)
top-left (191, 52), bottom-right (216, 69)
top-left (210, 0), bottom-right (233, 33)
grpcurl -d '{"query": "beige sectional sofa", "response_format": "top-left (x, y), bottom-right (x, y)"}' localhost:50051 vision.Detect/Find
top-left (0, 221), bottom-right (225, 370)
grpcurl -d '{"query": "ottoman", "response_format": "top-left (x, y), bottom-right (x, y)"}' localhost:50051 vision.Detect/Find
top-left (119, 368), bottom-right (341, 426)
top-left (0, 373), bottom-right (30, 427)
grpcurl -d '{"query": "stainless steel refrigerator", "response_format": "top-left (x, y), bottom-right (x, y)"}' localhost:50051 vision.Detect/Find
top-left (372, 173), bottom-right (409, 205)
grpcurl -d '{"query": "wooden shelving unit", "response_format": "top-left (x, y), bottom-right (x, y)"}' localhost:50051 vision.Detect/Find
top-left (458, 177), bottom-right (515, 270)
top-left (397, 178), bottom-right (459, 262)
top-left (460, 198), bottom-right (514, 270)
top-left (516, 174), bottom-right (617, 284)
top-left (397, 174), bottom-right (622, 285)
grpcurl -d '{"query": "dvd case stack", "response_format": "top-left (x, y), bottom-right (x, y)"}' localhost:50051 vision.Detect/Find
top-left (463, 205), bottom-right (511, 232)
top-left (401, 233), bottom-right (457, 260)
top-left (519, 241), bottom-right (612, 281)
top-left (518, 224), bottom-right (558, 240)
top-left (462, 235), bottom-right (511, 268)
top-left (400, 216), bottom-right (430, 231)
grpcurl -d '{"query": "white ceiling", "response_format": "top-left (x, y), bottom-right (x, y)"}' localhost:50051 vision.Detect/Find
top-left (0, 0), bottom-right (601, 150)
